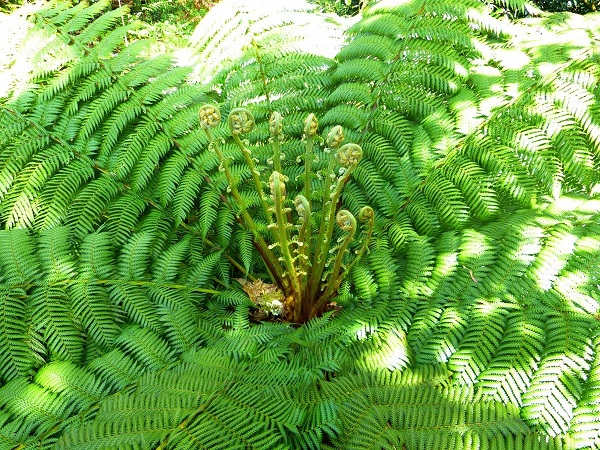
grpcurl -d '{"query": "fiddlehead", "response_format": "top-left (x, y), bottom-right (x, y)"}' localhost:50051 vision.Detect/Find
top-left (228, 107), bottom-right (255, 136)
top-left (198, 104), bottom-right (221, 130)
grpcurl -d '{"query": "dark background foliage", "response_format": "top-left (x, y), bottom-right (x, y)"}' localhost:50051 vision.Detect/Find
top-left (1, 0), bottom-right (599, 18)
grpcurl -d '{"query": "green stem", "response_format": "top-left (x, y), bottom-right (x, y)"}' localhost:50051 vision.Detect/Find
top-left (317, 210), bottom-right (356, 312)
top-left (232, 134), bottom-right (272, 223)
top-left (345, 206), bottom-right (374, 276)
top-left (204, 128), bottom-right (283, 286)
top-left (304, 135), bottom-right (314, 203)
top-left (270, 111), bottom-right (283, 173)
top-left (294, 195), bottom-right (311, 289)
top-left (270, 171), bottom-right (302, 320)
top-left (308, 163), bottom-right (358, 302)
top-left (304, 151), bottom-right (337, 303)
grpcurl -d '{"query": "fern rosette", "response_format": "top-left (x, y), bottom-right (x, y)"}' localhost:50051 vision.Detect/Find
top-left (0, 1), bottom-right (599, 448)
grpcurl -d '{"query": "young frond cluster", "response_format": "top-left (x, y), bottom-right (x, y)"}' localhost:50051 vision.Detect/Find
top-left (0, 0), bottom-right (599, 448)
top-left (199, 105), bottom-right (374, 322)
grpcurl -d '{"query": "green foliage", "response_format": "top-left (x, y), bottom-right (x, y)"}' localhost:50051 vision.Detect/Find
top-left (0, 0), bottom-right (599, 448)
top-left (127, 0), bottom-right (213, 50)
top-left (308, 0), bottom-right (366, 16)
top-left (532, 0), bottom-right (598, 13)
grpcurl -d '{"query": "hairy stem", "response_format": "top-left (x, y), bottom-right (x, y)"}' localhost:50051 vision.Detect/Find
top-left (203, 127), bottom-right (283, 286)
top-left (269, 171), bottom-right (302, 320)
top-left (232, 133), bottom-right (272, 223)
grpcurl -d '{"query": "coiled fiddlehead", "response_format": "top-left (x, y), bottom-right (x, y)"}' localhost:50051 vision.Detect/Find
top-left (199, 104), bottom-right (221, 129)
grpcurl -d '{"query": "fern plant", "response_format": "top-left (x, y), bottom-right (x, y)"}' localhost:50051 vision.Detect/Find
top-left (0, 0), bottom-right (600, 449)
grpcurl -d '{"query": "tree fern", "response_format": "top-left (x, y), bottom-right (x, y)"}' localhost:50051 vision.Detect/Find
top-left (0, 0), bottom-right (599, 448)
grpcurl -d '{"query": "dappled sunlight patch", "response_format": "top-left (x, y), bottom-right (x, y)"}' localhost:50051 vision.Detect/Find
top-left (344, 326), bottom-right (415, 372)
top-left (0, 5), bottom-right (33, 98)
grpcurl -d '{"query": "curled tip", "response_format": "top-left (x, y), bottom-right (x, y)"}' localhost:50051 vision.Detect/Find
top-left (304, 113), bottom-right (318, 137)
top-left (336, 210), bottom-right (356, 232)
top-left (336, 143), bottom-right (362, 167)
top-left (229, 107), bottom-right (255, 135)
top-left (199, 104), bottom-right (221, 129)
top-left (326, 125), bottom-right (344, 149)
top-left (294, 195), bottom-right (310, 221)
top-left (269, 111), bottom-right (283, 137)
top-left (358, 206), bottom-right (374, 223)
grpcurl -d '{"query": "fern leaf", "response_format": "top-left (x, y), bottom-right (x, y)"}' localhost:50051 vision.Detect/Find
top-left (117, 231), bottom-right (155, 281)
top-left (0, 229), bottom-right (41, 285)
top-left (0, 286), bottom-right (35, 381)
top-left (35, 360), bottom-right (106, 412)
top-left (478, 311), bottom-right (546, 405)
top-left (86, 348), bottom-right (146, 391)
top-left (447, 301), bottom-right (509, 384)
top-left (36, 158), bottom-right (96, 230)
top-left (65, 175), bottom-right (122, 240)
top-left (109, 283), bottom-right (162, 332)
top-left (68, 282), bottom-right (120, 350)
top-left (105, 191), bottom-right (148, 245)
top-left (521, 314), bottom-right (594, 435)
top-left (114, 325), bottom-right (176, 371)
top-left (30, 284), bottom-right (84, 363)
top-left (38, 226), bottom-right (76, 282)
top-left (172, 165), bottom-right (205, 226)
top-left (198, 188), bottom-right (220, 240)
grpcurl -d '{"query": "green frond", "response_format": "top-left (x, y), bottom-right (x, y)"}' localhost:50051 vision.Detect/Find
top-left (109, 283), bottom-right (161, 331)
top-left (441, 155), bottom-right (499, 221)
top-left (38, 226), bottom-right (76, 281)
top-left (329, 372), bottom-right (529, 450)
top-left (78, 232), bottom-right (115, 279)
top-left (68, 281), bottom-right (120, 350)
top-left (348, 262), bottom-right (378, 301)
top-left (114, 325), bottom-right (176, 371)
top-left (157, 304), bottom-right (200, 353)
top-left (152, 236), bottom-right (191, 283)
top-left (0, 286), bottom-right (35, 381)
top-left (461, 136), bottom-right (538, 207)
top-left (522, 313), bottom-right (595, 435)
top-left (448, 301), bottom-right (510, 384)
top-left (215, 204), bottom-right (235, 249)
top-left (235, 229), bottom-right (254, 274)
top-left (0, 229), bottom-right (41, 285)
top-left (0, 378), bottom-right (73, 437)
top-left (117, 231), bottom-right (155, 280)
top-left (30, 284), bottom-right (84, 362)
top-left (86, 348), bottom-right (146, 390)
top-left (478, 311), bottom-right (546, 405)
top-left (1, 145), bottom-right (74, 228)
top-left (404, 191), bottom-right (442, 235)
top-left (415, 303), bottom-right (468, 365)
top-left (36, 158), bottom-right (96, 230)
top-left (569, 332), bottom-right (600, 448)
top-left (65, 176), bottom-right (122, 240)
top-left (104, 191), bottom-right (148, 245)
top-left (35, 360), bottom-right (106, 411)
top-left (187, 250), bottom-right (223, 289)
